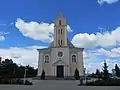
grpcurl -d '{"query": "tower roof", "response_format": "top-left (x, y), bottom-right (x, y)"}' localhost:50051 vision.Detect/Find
top-left (56, 12), bottom-right (65, 19)
top-left (58, 12), bottom-right (63, 17)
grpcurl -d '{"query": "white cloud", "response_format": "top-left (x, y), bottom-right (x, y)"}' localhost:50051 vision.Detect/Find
top-left (97, 0), bottom-right (119, 5)
top-left (84, 61), bottom-right (103, 73)
top-left (10, 22), bottom-right (14, 25)
top-left (0, 46), bottom-right (46, 68)
top-left (0, 45), bottom-right (119, 73)
top-left (83, 47), bottom-right (120, 73)
top-left (95, 48), bottom-right (120, 58)
top-left (0, 24), bottom-right (6, 26)
top-left (0, 31), bottom-right (10, 35)
top-left (0, 35), bottom-right (5, 41)
top-left (67, 25), bottom-right (73, 32)
top-left (15, 18), bottom-right (72, 43)
top-left (84, 47), bottom-right (120, 59)
top-left (71, 26), bottom-right (120, 48)
top-left (0, 31), bottom-right (9, 41)
top-left (85, 58), bottom-right (120, 73)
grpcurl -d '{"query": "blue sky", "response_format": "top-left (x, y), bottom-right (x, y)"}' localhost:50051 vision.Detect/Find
top-left (0, 0), bottom-right (120, 73)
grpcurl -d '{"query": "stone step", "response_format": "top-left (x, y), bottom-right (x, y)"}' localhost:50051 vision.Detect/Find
top-left (32, 76), bottom-right (76, 80)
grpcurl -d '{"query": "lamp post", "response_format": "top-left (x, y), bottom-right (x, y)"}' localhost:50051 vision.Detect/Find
top-left (24, 68), bottom-right (28, 84)
top-left (84, 68), bottom-right (86, 84)
top-left (79, 68), bottom-right (86, 85)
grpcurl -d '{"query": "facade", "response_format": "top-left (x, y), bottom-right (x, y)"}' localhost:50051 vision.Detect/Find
top-left (37, 13), bottom-right (84, 78)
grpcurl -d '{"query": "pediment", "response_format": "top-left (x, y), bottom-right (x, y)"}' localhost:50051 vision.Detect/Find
top-left (52, 59), bottom-right (68, 66)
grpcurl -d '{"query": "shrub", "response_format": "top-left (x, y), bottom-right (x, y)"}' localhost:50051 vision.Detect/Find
top-left (74, 68), bottom-right (80, 80)
top-left (41, 70), bottom-right (45, 80)
top-left (0, 78), bottom-right (32, 85)
top-left (24, 80), bottom-right (33, 85)
top-left (86, 79), bottom-right (120, 86)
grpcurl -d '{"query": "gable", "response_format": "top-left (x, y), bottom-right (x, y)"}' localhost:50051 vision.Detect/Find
top-left (52, 59), bottom-right (68, 66)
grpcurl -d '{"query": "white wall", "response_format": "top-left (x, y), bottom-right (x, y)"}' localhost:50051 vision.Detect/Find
top-left (37, 52), bottom-right (43, 76)
top-left (51, 47), bottom-right (70, 76)
top-left (78, 51), bottom-right (84, 76)
top-left (37, 47), bottom-right (84, 77)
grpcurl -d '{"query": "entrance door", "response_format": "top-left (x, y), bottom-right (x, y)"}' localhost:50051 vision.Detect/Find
top-left (57, 65), bottom-right (64, 77)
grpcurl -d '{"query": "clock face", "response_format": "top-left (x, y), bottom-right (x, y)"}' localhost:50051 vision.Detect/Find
top-left (58, 52), bottom-right (63, 57)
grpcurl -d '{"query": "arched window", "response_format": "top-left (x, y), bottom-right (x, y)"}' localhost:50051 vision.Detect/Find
top-left (58, 40), bottom-right (60, 46)
top-left (59, 20), bottom-right (61, 25)
top-left (58, 29), bottom-right (60, 34)
top-left (72, 55), bottom-right (76, 63)
top-left (61, 29), bottom-right (62, 35)
top-left (44, 55), bottom-right (49, 63)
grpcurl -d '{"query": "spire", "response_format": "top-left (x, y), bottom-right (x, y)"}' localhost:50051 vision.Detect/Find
top-left (104, 59), bottom-right (106, 63)
top-left (59, 12), bottom-right (63, 17)
top-left (57, 12), bottom-right (64, 18)
top-left (104, 60), bottom-right (108, 67)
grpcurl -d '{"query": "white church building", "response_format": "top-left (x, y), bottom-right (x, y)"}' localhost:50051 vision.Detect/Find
top-left (37, 13), bottom-right (84, 78)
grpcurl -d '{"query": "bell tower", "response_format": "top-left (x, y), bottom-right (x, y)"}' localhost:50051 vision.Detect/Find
top-left (54, 13), bottom-right (67, 47)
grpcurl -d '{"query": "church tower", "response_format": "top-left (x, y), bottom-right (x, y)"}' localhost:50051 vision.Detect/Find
top-left (37, 13), bottom-right (84, 78)
top-left (54, 13), bottom-right (67, 47)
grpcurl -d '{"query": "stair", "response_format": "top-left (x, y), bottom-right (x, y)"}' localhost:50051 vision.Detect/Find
top-left (32, 76), bottom-right (76, 80)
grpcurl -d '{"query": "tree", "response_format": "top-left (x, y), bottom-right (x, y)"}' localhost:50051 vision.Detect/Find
top-left (115, 64), bottom-right (120, 77)
top-left (41, 70), bottom-right (45, 80)
top-left (74, 68), bottom-right (79, 80)
top-left (0, 58), bottom-right (37, 79)
top-left (95, 69), bottom-right (102, 78)
top-left (0, 57), bottom-right (2, 64)
top-left (96, 69), bottom-right (100, 75)
top-left (102, 60), bottom-right (109, 80)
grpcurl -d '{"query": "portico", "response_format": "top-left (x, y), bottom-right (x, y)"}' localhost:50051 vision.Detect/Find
top-left (52, 58), bottom-right (69, 77)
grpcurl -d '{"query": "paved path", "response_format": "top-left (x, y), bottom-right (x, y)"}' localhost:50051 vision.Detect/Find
top-left (0, 80), bottom-right (120, 90)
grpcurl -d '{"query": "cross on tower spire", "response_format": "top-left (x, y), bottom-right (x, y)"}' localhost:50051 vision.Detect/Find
top-left (57, 12), bottom-right (64, 18)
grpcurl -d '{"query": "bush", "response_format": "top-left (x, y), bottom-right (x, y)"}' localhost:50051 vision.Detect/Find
top-left (16, 78), bottom-right (24, 84)
top-left (9, 78), bottom-right (24, 84)
top-left (74, 68), bottom-right (80, 80)
top-left (24, 80), bottom-right (33, 85)
top-left (41, 70), bottom-right (45, 80)
top-left (86, 79), bottom-right (120, 86)
top-left (0, 78), bottom-right (32, 85)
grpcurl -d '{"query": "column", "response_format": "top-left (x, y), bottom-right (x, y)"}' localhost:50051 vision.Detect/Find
top-left (54, 65), bottom-right (55, 76)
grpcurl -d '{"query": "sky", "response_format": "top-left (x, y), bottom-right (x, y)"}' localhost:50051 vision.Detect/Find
top-left (0, 0), bottom-right (120, 73)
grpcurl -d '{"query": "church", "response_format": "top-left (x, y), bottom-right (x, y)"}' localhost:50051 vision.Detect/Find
top-left (37, 13), bottom-right (84, 78)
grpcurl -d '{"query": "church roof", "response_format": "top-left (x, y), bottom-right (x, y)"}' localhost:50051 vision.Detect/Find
top-left (49, 39), bottom-right (75, 48)
top-left (56, 12), bottom-right (65, 19)
top-left (67, 39), bottom-right (75, 48)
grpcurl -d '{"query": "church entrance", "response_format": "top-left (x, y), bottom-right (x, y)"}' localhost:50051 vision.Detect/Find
top-left (56, 65), bottom-right (64, 77)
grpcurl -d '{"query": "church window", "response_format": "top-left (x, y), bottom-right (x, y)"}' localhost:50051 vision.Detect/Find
top-left (58, 40), bottom-right (60, 46)
top-left (61, 29), bottom-right (62, 35)
top-left (72, 55), bottom-right (76, 63)
top-left (58, 52), bottom-right (63, 57)
top-left (61, 40), bottom-right (63, 46)
top-left (58, 29), bottom-right (60, 34)
top-left (44, 55), bottom-right (49, 63)
top-left (59, 20), bottom-right (61, 25)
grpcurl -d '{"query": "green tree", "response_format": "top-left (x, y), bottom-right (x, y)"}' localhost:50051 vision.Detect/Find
top-left (115, 64), bottom-right (120, 77)
top-left (41, 70), bottom-right (45, 80)
top-left (102, 60), bottom-right (109, 80)
top-left (0, 58), bottom-right (37, 79)
top-left (95, 69), bottom-right (102, 78)
top-left (74, 68), bottom-right (80, 80)
top-left (96, 69), bottom-right (100, 75)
